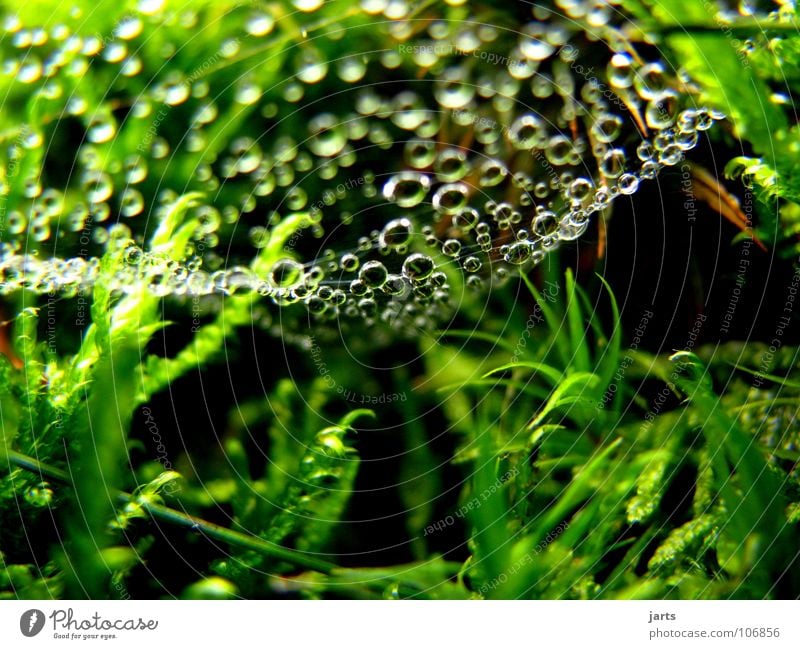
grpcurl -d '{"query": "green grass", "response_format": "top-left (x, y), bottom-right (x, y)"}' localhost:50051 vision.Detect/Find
top-left (0, 0), bottom-right (799, 600)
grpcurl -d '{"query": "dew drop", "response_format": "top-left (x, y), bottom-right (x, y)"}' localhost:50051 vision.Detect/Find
top-left (359, 260), bottom-right (389, 287)
top-left (380, 218), bottom-right (413, 248)
top-left (432, 183), bottom-right (468, 215)
top-left (383, 172), bottom-right (431, 208)
top-left (269, 259), bottom-right (304, 289)
top-left (402, 253), bottom-right (435, 281)
top-left (246, 11), bottom-right (275, 36)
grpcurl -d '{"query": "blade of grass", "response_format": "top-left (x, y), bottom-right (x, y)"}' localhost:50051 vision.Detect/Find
top-left (565, 269), bottom-right (591, 373)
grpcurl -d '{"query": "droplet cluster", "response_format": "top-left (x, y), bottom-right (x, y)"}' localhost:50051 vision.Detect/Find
top-left (0, 0), bottom-right (723, 331)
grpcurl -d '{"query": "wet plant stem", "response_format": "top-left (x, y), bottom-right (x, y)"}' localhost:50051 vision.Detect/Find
top-left (2, 449), bottom-right (336, 575)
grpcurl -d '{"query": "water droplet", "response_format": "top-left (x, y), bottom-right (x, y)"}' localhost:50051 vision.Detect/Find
top-left (308, 113), bottom-right (347, 157)
top-left (120, 189), bottom-right (144, 217)
top-left (246, 11), bottom-right (275, 36)
top-left (617, 173), bottom-right (639, 195)
top-left (296, 50), bottom-right (328, 84)
top-left (359, 260), bottom-right (388, 287)
top-left (504, 241), bottom-right (531, 265)
top-left (24, 483), bottom-right (53, 507)
top-left (380, 218), bottom-right (413, 248)
top-left (269, 259), bottom-right (304, 289)
top-left (463, 256), bottom-right (482, 272)
top-left (599, 149), bottom-right (627, 179)
top-left (87, 116), bottom-right (116, 143)
top-left (434, 67), bottom-right (475, 109)
top-left (452, 207), bottom-right (479, 231)
top-left (383, 172), bottom-right (431, 208)
top-left (402, 253), bottom-right (435, 281)
top-left (519, 22), bottom-right (555, 61)
top-left (293, 0), bottom-right (324, 11)
top-left (432, 183), bottom-right (468, 214)
top-left (508, 114), bottom-right (546, 149)
top-left (591, 114), bottom-right (623, 143)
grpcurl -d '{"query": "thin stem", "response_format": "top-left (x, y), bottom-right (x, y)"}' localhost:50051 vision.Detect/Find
top-left (633, 19), bottom-right (800, 37)
top-left (3, 449), bottom-right (336, 575)
top-left (4, 450), bottom-right (70, 482)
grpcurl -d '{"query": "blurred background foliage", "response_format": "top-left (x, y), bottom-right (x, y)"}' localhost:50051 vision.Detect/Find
top-left (1, 0), bottom-right (799, 600)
